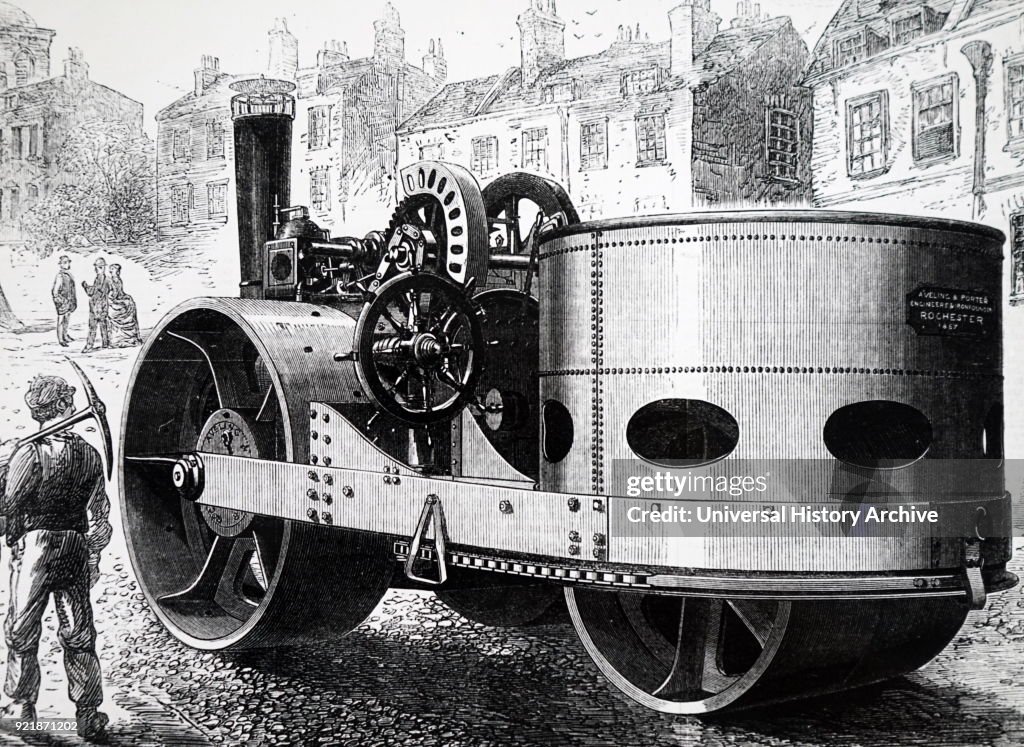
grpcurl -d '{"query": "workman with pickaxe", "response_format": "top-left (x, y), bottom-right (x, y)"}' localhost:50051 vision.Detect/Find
top-left (0, 363), bottom-right (113, 742)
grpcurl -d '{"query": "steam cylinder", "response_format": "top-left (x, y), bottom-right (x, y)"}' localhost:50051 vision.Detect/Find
top-left (230, 79), bottom-right (296, 299)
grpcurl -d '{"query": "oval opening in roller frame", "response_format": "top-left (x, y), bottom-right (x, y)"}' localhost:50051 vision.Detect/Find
top-left (626, 399), bottom-right (740, 467)
top-left (823, 400), bottom-right (933, 470)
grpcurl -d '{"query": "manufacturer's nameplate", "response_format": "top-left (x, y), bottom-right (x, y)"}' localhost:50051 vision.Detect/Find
top-left (906, 286), bottom-right (995, 338)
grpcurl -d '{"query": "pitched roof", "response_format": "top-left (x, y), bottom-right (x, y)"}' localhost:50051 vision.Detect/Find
top-left (155, 72), bottom-right (235, 121)
top-left (0, 74), bottom-right (142, 113)
top-left (805, 0), bottom-right (957, 79)
top-left (966, 0), bottom-right (1021, 18)
top-left (400, 16), bottom-right (795, 133)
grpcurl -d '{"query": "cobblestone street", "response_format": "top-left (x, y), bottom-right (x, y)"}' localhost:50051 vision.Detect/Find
top-left (1, 327), bottom-right (1024, 746)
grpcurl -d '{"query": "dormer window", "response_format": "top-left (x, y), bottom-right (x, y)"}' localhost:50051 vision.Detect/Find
top-left (835, 32), bottom-right (866, 67)
top-left (892, 11), bottom-right (925, 46)
top-left (621, 68), bottom-right (659, 96)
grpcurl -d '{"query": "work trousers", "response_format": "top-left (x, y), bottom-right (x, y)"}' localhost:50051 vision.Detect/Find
top-left (4, 530), bottom-right (103, 710)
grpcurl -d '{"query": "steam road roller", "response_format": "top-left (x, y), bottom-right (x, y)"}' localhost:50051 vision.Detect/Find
top-left (121, 79), bottom-right (1015, 714)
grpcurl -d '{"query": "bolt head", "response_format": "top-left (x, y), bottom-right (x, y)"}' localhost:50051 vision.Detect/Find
top-left (567, 497), bottom-right (580, 512)
top-left (342, 486), bottom-right (354, 498)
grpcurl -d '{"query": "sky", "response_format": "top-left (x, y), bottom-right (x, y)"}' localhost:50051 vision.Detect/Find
top-left (20, 0), bottom-right (841, 136)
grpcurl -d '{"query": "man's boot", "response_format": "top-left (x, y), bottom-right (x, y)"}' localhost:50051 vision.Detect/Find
top-left (0, 700), bottom-right (37, 723)
top-left (76, 707), bottom-right (109, 741)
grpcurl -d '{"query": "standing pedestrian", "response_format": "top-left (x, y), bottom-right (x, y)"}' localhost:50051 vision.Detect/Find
top-left (81, 258), bottom-right (110, 353)
top-left (0, 374), bottom-right (112, 741)
top-left (51, 255), bottom-right (77, 347)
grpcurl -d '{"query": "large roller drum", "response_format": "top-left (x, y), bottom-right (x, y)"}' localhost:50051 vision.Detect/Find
top-left (538, 212), bottom-right (1008, 712)
top-left (122, 299), bottom-right (391, 649)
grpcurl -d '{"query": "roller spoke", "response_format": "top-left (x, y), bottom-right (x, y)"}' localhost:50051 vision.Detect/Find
top-left (726, 599), bottom-right (775, 647)
top-left (652, 598), bottom-right (715, 698)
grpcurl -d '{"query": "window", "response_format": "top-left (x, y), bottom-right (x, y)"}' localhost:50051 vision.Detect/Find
top-left (7, 185), bottom-right (18, 220)
top-left (892, 12), bottom-right (924, 46)
top-left (13, 50), bottom-right (33, 86)
top-left (0, 70), bottom-right (7, 91)
top-left (419, 143), bottom-right (443, 160)
top-left (26, 183), bottom-right (38, 206)
top-left (635, 113), bottom-right (666, 165)
top-left (310, 167), bottom-right (330, 212)
top-left (9, 125), bottom-right (38, 160)
top-left (2, 94), bottom-right (15, 110)
top-left (846, 91), bottom-right (889, 177)
top-left (522, 127), bottom-right (548, 171)
top-left (308, 105), bottom-right (332, 150)
top-left (621, 68), bottom-right (659, 96)
top-left (1012, 212), bottom-right (1024, 301)
top-left (173, 128), bottom-right (189, 162)
top-left (206, 120), bottom-right (225, 159)
top-left (1007, 58), bottom-right (1024, 143)
top-left (766, 107), bottom-right (799, 182)
top-left (913, 74), bottom-right (958, 162)
top-left (835, 33), bottom-right (866, 67)
top-left (471, 135), bottom-right (498, 175)
top-left (207, 181), bottom-right (228, 219)
top-left (171, 184), bottom-right (192, 225)
top-left (580, 120), bottom-right (607, 170)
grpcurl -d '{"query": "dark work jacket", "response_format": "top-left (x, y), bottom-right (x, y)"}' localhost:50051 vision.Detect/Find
top-left (2, 432), bottom-right (106, 547)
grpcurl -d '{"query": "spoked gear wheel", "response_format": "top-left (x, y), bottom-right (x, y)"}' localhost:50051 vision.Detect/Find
top-left (566, 588), bottom-right (969, 713)
top-left (122, 303), bottom-right (391, 650)
top-left (354, 272), bottom-right (486, 426)
top-left (386, 161), bottom-right (489, 288)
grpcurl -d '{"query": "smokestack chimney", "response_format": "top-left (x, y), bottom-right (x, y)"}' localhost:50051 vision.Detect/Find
top-left (374, 2), bottom-right (406, 69)
top-left (318, 39), bottom-right (350, 68)
top-left (517, 0), bottom-right (565, 87)
top-left (268, 18), bottom-right (298, 80)
top-left (193, 54), bottom-right (219, 97)
top-left (230, 78), bottom-right (296, 299)
top-left (422, 38), bottom-right (447, 82)
top-left (64, 47), bottom-right (88, 80)
top-left (669, 1), bottom-right (721, 80)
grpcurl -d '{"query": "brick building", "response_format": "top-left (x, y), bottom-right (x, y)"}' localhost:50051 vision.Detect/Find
top-left (155, 4), bottom-right (447, 248)
top-left (396, 0), bottom-right (812, 221)
top-left (0, 2), bottom-right (143, 243)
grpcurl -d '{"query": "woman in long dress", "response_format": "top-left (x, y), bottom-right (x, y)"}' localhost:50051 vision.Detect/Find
top-left (107, 263), bottom-right (143, 347)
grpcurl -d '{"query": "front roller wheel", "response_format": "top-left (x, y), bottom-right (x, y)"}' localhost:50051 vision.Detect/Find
top-left (122, 304), bottom-right (391, 650)
top-left (566, 587), bottom-right (968, 713)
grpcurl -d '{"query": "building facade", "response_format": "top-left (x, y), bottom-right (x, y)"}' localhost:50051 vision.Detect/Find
top-left (804, 0), bottom-right (1023, 297)
top-left (397, 0), bottom-right (812, 221)
top-left (0, 2), bottom-right (143, 243)
top-left (155, 4), bottom-right (447, 248)
top-left (154, 54), bottom-right (235, 249)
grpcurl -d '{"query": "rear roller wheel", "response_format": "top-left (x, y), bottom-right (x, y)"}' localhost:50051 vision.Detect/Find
top-left (122, 305), bottom-right (391, 650)
top-left (566, 588), bottom-right (968, 713)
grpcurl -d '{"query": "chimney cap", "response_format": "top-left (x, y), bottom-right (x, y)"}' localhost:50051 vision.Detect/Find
top-left (229, 77), bottom-right (296, 95)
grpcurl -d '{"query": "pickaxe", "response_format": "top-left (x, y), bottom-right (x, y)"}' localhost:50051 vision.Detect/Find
top-left (14, 358), bottom-right (114, 479)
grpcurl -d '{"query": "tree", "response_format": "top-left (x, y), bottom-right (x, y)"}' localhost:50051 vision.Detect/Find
top-left (21, 120), bottom-right (155, 255)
